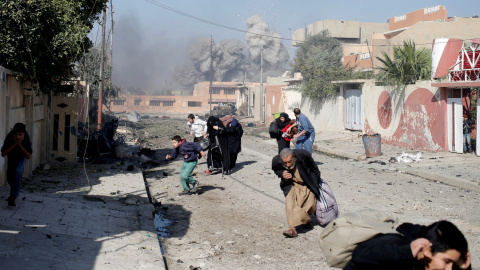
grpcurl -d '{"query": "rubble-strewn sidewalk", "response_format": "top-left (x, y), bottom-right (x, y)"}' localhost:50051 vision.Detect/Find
top-left (314, 130), bottom-right (480, 192)
top-left (0, 161), bottom-right (165, 270)
top-left (255, 129), bottom-right (480, 192)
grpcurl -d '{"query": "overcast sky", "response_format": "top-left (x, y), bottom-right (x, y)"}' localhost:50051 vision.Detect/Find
top-left (94, 0), bottom-right (479, 91)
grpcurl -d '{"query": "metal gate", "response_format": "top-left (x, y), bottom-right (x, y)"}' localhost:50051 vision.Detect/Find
top-left (345, 89), bottom-right (362, 130)
top-left (446, 89), bottom-right (463, 153)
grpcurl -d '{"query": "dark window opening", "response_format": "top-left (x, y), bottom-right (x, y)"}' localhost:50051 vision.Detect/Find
top-left (188, 101), bottom-right (202, 107)
top-left (113, 99), bottom-right (126, 105)
top-left (53, 114), bottom-right (59, 150)
top-left (224, 88), bottom-right (236, 95)
top-left (150, 100), bottom-right (161, 106)
top-left (64, 115), bottom-right (70, 151)
top-left (209, 87), bottom-right (221, 94)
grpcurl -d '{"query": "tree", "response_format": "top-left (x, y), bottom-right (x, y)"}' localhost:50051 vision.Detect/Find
top-left (75, 44), bottom-right (123, 114)
top-left (376, 41), bottom-right (432, 86)
top-left (0, 0), bottom-right (108, 93)
top-left (291, 31), bottom-right (371, 100)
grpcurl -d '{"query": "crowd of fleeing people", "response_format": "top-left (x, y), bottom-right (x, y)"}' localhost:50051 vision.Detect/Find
top-left (165, 114), bottom-right (243, 195)
top-left (269, 109), bottom-right (472, 270)
top-left (3, 111), bottom-right (472, 270)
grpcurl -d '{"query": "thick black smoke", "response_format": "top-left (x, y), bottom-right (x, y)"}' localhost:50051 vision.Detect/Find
top-left (112, 13), bottom-right (191, 93)
top-left (174, 15), bottom-right (289, 89)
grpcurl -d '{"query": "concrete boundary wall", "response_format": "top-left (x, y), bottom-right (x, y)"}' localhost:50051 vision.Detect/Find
top-left (362, 80), bottom-right (447, 151)
top-left (282, 89), bottom-right (344, 132)
top-left (0, 66), bottom-right (47, 186)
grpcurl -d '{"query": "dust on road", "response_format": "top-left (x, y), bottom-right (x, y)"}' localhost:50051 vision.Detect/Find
top-left (135, 117), bottom-right (480, 270)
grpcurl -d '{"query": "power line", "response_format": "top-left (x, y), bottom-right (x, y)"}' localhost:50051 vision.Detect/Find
top-left (142, 0), bottom-right (479, 48)
top-left (143, 0), bottom-right (293, 42)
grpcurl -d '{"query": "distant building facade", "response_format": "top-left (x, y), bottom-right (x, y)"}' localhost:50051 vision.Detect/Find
top-left (109, 81), bottom-right (260, 116)
top-left (293, 5), bottom-right (480, 73)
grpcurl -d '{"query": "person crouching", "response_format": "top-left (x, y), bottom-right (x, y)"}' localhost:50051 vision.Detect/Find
top-left (166, 135), bottom-right (206, 195)
top-left (272, 148), bottom-right (321, 237)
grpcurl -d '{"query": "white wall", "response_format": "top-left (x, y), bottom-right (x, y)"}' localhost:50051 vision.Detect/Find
top-left (0, 67), bottom-right (7, 186)
top-left (0, 66), bottom-right (48, 185)
top-left (283, 89), bottom-right (344, 132)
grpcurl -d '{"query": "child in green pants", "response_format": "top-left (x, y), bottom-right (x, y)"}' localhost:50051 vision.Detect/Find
top-left (166, 135), bottom-right (206, 194)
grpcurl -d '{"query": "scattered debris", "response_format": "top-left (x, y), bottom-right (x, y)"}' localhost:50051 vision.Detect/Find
top-left (83, 195), bottom-right (106, 203)
top-left (40, 163), bottom-right (51, 170)
top-left (368, 160), bottom-right (386, 165)
top-left (126, 111), bottom-right (141, 122)
top-left (41, 180), bottom-right (60, 184)
top-left (396, 152), bottom-right (422, 163)
top-left (139, 154), bottom-right (152, 164)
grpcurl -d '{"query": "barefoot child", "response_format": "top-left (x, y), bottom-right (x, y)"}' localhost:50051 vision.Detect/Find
top-left (166, 135), bottom-right (206, 194)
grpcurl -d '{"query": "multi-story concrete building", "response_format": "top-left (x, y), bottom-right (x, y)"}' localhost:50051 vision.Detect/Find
top-left (109, 81), bottom-right (260, 116)
top-left (294, 5), bottom-right (480, 72)
top-left (341, 5), bottom-right (480, 71)
top-left (292, 19), bottom-right (388, 57)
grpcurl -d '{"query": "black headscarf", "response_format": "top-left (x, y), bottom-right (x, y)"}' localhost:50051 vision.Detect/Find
top-left (275, 112), bottom-right (291, 130)
top-left (207, 116), bottom-right (225, 142)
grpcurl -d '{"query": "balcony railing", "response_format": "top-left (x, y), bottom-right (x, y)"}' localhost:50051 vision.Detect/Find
top-left (449, 68), bottom-right (480, 82)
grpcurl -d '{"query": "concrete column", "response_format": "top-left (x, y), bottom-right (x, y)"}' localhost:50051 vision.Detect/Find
top-left (0, 75), bottom-right (8, 186)
top-left (339, 84), bottom-right (345, 130)
top-left (24, 94), bottom-right (34, 178)
top-left (477, 95), bottom-right (479, 156)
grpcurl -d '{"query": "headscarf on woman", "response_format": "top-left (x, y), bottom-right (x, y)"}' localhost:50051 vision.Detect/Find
top-left (207, 116), bottom-right (225, 143)
top-left (274, 112), bottom-right (292, 154)
top-left (275, 112), bottom-right (291, 130)
top-left (206, 115), bottom-right (230, 174)
top-left (226, 118), bottom-right (243, 171)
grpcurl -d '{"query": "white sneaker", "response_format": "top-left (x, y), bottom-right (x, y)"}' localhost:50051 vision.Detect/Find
top-left (191, 181), bottom-right (199, 193)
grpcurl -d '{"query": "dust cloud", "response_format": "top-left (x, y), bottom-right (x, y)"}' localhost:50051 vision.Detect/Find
top-left (175, 15), bottom-right (289, 89)
top-left (112, 14), bottom-right (289, 93)
top-left (112, 13), bottom-right (191, 94)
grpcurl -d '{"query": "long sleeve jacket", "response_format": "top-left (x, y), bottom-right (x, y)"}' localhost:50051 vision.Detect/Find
top-left (170, 140), bottom-right (203, 162)
top-left (271, 149), bottom-right (321, 199)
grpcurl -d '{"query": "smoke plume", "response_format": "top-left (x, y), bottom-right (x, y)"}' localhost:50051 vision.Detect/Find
top-left (174, 15), bottom-right (289, 89)
top-left (112, 13), bottom-right (191, 93)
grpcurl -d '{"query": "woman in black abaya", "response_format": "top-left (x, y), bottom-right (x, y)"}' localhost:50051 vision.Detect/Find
top-left (206, 116), bottom-right (230, 175)
top-left (226, 118), bottom-right (243, 172)
top-left (275, 112), bottom-right (292, 154)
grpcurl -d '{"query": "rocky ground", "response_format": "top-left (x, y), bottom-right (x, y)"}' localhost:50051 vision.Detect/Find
top-left (127, 117), bottom-right (480, 270)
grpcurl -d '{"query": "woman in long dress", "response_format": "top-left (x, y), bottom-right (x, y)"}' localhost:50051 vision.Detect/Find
top-left (226, 118), bottom-right (243, 172)
top-left (275, 112), bottom-right (292, 154)
top-left (205, 116), bottom-right (230, 175)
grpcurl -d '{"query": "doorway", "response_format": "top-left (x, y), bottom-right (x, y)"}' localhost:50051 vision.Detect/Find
top-left (446, 89), bottom-right (464, 153)
top-left (345, 89), bottom-right (362, 130)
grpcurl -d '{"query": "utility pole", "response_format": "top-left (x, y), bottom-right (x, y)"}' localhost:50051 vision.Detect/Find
top-left (209, 36), bottom-right (214, 115)
top-left (260, 46), bottom-right (264, 123)
top-left (109, 0), bottom-right (114, 90)
top-left (97, 6), bottom-right (107, 130)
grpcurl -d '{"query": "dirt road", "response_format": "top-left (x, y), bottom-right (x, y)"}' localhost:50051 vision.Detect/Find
top-left (139, 118), bottom-right (480, 270)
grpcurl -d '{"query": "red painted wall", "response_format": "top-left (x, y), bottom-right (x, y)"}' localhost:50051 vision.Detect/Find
top-left (364, 87), bottom-right (448, 151)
